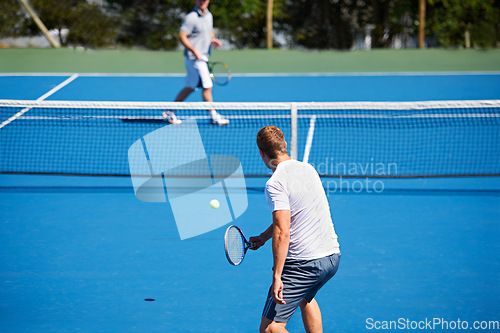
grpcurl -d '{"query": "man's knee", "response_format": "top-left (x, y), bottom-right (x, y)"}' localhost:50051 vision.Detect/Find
top-left (259, 317), bottom-right (271, 333)
top-left (260, 317), bottom-right (286, 333)
top-left (260, 324), bottom-right (284, 333)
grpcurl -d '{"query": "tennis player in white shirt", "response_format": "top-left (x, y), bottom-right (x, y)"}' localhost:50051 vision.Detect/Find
top-left (250, 125), bottom-right (341, 333)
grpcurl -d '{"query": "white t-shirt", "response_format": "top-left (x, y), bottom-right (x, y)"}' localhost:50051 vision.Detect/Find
top-left (265, 159), bottom-right (340, 260)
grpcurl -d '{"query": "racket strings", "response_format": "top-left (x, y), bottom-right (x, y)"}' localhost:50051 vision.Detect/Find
top-left (210, 63), bottom-right (230, 85)
top-left (226, 227), bottom-right (245, 264)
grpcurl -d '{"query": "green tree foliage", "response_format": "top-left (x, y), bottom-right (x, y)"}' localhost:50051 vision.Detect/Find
top-left (427, 0), bottom-right (499, 48)
top-left (67, 2), bottom-right (118, 48)
top-left (1, 0), bottom-right (498, 49)
top-left (0, 0), bottom-right (34, 37)
top-left (210, 0), bottom-right (287, 48)
top-left (104, 0), bottom-right (186, 49)
top-left (361, 0), bottom-right (418, 48)
top-left (275, 0), bottom-right (355, 49)
top-left (20, 0), bottom-right (118, 47)
top-left (274, 0), bottom-right (418, 49)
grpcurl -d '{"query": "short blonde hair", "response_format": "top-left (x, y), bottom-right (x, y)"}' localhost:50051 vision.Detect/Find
top-left (256, 125), bottom-right (288, 159)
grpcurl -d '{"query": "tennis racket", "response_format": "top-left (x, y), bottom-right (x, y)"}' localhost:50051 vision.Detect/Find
top-left (208, 61), bottom-right (231, 86)
top-left (224, 225), bottom-right (254, 266)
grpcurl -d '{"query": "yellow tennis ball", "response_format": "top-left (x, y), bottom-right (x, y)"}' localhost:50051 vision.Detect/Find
top-left (210, 199), bottom-right (220, 209)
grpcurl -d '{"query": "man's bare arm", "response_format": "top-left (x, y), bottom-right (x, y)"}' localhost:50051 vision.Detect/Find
top-left (249, 224), bottom-right (273, 250)
top-left (179, 31), bottom-right (202, 60)
top-left (271, 210), bottom-right (291, 304)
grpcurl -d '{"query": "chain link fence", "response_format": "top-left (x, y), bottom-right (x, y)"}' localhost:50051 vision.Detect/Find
top-left (1, 0), bottom-right (499, 50)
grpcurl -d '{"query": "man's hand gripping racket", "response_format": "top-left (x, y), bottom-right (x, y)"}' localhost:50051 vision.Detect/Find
top-left (224, 225), bottom-right (258, 266)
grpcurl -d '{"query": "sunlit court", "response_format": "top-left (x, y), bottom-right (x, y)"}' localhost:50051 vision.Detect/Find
top-left (1, 69), bottom-right (499, 332)
top-left (1, 0), bottom-right (500, 332)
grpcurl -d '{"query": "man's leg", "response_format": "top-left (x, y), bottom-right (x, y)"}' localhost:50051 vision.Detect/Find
top-left (163, 87), bottom-right (193, 124)
top-left (300, 298), bottom-right (323, 333)
top-left (201, 87), bottom-right (213, 102)
top-left (202, 86), bottom-right (229, 125)
top-left (175, 87), bottom-right (194, 102)
top-left (260, 316), bottom-right (288, 333)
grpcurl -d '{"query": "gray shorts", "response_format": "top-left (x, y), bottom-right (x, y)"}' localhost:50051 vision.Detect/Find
top-left (262, 253), bottom-right (340, 323)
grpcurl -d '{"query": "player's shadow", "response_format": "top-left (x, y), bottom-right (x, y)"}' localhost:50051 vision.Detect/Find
top-left (121, 119), bottom-right (166, 124)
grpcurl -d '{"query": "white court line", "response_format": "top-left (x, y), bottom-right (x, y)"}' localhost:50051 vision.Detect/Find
top-left (36, 74), bottom-right (79, 101)
top-left (19, 114), bottom-right (291, 120)
top-left (15, 113), bottom-right (500, 121)
top-left (302, 115), bottom-right (316, 164)
top-left (0, 74), bottom-right (79, 129)
top-left (0, 71), bottom-right (499, 77)
top-left (228, 71), bottom-right (500, 77)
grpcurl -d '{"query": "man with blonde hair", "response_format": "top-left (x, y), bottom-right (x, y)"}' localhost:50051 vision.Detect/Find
top-left (250, 125), bottom-right (341, 333)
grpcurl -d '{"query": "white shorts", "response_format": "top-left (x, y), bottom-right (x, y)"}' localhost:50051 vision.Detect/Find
top-left (184, 57), bottom-right (213, 90)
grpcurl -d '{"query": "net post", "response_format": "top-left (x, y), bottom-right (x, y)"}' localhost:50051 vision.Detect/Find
top-left (290, 103), bottom-right (298, 160)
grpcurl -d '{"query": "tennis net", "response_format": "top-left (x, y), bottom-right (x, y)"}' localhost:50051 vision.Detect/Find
top-left (1, 100), bottom-right (499, 177)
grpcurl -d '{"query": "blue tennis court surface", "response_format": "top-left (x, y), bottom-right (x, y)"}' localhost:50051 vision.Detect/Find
top-left (1, 73), bottom-right (500, 332)
top-left (1, 73), bottom-right (500, 102)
